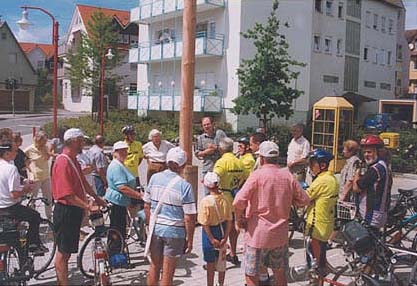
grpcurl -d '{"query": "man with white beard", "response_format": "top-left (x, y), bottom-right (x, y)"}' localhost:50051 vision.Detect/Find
top-left (353, 135), bottom-right (392, 231)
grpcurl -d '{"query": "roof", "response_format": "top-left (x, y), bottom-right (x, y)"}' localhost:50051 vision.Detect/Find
top-left (406, 29), bottom-right (417, 43)
top-left (313, 96), bottom-right (354, 109)
top-left (76, 4), bottom-right (130, 35)
top-left (19, 42), bottom-right (54, 58)
top-left (382, 0), bottom-right (405, 9)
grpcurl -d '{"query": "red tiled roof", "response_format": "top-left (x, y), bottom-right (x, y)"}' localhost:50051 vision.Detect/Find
top-left (19, 42), bottom-right (54, 58)
top-left (76, 4), bottom-right (130, 35)
top-left (406, 29), bottom-right (417, 43)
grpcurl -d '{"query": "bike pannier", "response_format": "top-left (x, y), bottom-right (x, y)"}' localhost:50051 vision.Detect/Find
top-left (341, 221), bottom-right (373, 255)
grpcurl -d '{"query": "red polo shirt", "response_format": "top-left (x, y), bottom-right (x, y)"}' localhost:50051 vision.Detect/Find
top-left (52, 147), bottom-right (87, 205)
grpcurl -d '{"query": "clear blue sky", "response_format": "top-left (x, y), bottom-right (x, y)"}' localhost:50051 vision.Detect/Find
top-left (1, 0), bottom-right (417, 44)
top-left (0, 0), bottom-right (137, 44)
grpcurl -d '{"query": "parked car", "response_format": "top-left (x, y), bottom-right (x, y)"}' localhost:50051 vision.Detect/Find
top-left (363, 113), bottom-right (410, 132)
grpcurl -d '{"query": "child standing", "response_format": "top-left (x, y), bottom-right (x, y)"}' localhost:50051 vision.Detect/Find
top-left (198, 172), bottom-right (232, 286)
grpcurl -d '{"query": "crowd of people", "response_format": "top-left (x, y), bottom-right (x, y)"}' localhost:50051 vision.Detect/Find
top-left (0, 116), bottom-right (393, 286)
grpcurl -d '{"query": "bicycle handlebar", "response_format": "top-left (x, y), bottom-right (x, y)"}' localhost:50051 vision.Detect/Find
top-left (25, 196), bottom-right (51, 206)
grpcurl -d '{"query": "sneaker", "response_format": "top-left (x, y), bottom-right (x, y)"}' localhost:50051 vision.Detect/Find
top-left (29, 243), bottom-right (48, 256)
top-left (226, 254), bottom-right (241, 266)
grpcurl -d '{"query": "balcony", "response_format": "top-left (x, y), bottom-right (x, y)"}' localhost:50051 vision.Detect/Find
top-left (129, 32), bottom-right (224, 63)
top-left (127, 88), bottom-right (223, 112)
top-left (130, 0), bottom-right (224, 23)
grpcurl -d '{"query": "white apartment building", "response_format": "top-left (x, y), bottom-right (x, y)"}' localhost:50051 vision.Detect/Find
top-left (60, 5), bottom-right (139, 112)
top-left (128, 0), bottom-right (407, 131)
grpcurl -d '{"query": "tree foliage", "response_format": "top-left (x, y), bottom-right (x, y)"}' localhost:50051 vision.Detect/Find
top-left (232, 0), bottom-right (306, 127)
top-left (66, 11), bottom-right (122, 113)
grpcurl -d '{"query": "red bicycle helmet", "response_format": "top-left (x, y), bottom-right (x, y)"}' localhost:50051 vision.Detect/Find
top-left (360, 135), bottom-right (384, 148)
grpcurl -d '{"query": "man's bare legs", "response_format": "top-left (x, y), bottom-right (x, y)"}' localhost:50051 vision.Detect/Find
top-left (147, 253), bottom-right (163, 285)
top-left (55, 250), bottom-right (71, 286)
top-left (161, 255), bottom-right (177, 286)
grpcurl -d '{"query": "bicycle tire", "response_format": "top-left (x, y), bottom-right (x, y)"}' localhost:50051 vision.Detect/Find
top-left (409, 260), bottom-right (417, 285)
top-left (4, 246), bottom-right (24, 286)
top-left (33, 219), bottom-right (56, 275)
top-left (78, 227), bottom-right (125, 279)
top-left (326, 233), bottom-right (358, 277)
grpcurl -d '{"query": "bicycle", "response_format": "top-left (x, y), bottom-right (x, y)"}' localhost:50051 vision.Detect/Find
top-left (0, 203), bottom-right (56, 285)
top-left (77, 205), bottom-right (128, 282)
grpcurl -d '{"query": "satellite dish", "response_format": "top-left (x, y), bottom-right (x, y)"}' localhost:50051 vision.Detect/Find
top-left (409, 43), bottom-right (415, 50)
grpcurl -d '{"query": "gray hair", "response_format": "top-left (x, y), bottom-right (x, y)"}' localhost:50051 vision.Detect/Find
top-left (263, 156), bottom-right (279, 165)
top-left (219, 137), bottom-right (234, 153)
top-left (292, 123), bottom-right (305, 132)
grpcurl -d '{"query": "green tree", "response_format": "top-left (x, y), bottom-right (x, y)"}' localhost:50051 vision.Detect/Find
top-left (232, 0), bottom-right (305, 129)
top-left (66, 11), bottom-right (122, 116)
top-left (34, 68), bottom-right (52, 107)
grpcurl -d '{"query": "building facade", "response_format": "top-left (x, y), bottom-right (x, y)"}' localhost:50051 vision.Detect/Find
top-left (59, 4), bottom-right (139, 112)
top-left (128, 0), bottom-right (407, 130)
top-left (0, 21), bottom-right (36, 112)
top-left (406, 29), bottom-right (417, 95)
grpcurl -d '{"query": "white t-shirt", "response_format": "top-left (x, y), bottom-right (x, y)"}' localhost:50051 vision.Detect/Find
top-left (143, 140), bottom-right (175, 163)
top-left (287, 136), bottom-right (310, 165)
top-left (77, 150), bottom-right (95, 189)
top-left (0, 160), bottom-right (22, 208)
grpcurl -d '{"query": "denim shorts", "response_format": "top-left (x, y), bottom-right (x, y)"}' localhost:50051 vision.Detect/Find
top-left (244, 244), bottom-right (289, 277)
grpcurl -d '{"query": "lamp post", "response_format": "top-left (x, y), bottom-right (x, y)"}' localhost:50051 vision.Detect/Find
top-left (99, 48), bottom-right (114, 136)
top-left (17, 7), bottom-right (59, 138)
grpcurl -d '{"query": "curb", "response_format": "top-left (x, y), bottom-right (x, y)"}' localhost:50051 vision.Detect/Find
top-left (393, 172), bottom-right (417, 180)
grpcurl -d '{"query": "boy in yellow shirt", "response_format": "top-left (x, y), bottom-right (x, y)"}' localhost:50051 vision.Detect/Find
top-left (305, 149), bottom-right (339, 284)
top-left (198, 172), bottom-right (232, 286)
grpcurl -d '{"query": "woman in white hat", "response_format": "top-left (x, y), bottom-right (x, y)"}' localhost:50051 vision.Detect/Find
top-left (105, 141), bottom-right (143, 253)
top-left (143, 129), bottom-right (175, 183)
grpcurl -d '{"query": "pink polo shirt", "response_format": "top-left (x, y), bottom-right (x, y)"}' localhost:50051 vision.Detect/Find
top-left (233, 164), bottom-right (310, 249)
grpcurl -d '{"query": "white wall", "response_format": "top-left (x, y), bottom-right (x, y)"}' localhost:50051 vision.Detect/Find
top-left (26, 48), bottom-right (46, 71)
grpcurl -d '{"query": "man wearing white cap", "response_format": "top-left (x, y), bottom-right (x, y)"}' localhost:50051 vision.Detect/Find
top-left (144, 147), bottom-right (197, 286)
top-left (52, 128), bottom-right (106, 286)
top-left (233, 141), bottom-right (310, 286)
top-left (143, 129), bottom-right (175, 183)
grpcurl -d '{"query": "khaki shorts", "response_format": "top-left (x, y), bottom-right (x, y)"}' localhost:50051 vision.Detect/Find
top-left (150, 235), bottom-right (185, 258)
top-left (244, 244), bottom-right (289, 277)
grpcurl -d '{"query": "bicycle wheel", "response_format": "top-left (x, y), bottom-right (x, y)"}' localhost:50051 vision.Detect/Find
top-left (33, 219), bottom-right (56, 275)
top-left (78, 227), bottom-right (125, 279)
top-left (288, 207), bottom-right (297, 240)
top-left (326, 232), bottom-right (358, 277)
top-left (4, 247), bottom-right (24, 285)
top-left (409, 260), bottom-right (417, 285)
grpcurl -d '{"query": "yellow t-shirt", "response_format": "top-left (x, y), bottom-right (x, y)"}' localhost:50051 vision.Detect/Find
top-left (198, 193), bottom-right (232, 226)
top-left (305, 171), bottom-right (339, 241)
top-left (25, 145), bottom-right (50, 182)
top-left (124, 140), bottom-right (143, 177)
top-left (239, 153), bottom-right (255, 178)
top-left (213, 152), bottom-right (246, 211)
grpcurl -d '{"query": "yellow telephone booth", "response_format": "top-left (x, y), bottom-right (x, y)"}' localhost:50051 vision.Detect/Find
top-left (312, 96), bottom-right (354, 173)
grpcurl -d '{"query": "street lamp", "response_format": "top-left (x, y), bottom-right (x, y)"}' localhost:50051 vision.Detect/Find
top-left (17, 6), bottom-right (59, 138)
top-left (99, 48), bottom-right (114, 136)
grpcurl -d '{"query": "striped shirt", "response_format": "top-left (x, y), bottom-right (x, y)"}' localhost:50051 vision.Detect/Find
top-left (144, 169), bottom-right (196, 238)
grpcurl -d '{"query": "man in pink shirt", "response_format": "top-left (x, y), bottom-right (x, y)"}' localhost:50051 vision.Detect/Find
top-left (233, 141), bottom-right (310, 286)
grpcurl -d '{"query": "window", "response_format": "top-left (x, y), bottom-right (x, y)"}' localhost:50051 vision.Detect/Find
top-left (373, 48), bottom-right (378, 64)
top-left (411, 56), bottom-right (417, 69)
top-left (8, 53), bottom-right (17, 64)
top-left (1, 32), bottom-right (6, 39)
top-left (337, 39), bottom-right (342, 55)
top-left (323, 75), bottom-right (339, 83)
top-left (365, 11), bottom-right (371, 27)
top-left (364, 47), bottom-right (369, 61)
top-left (364, 81), bottom-right (376, 88)
top-left (380, 83), bottom-right (391, 90)
top-left (397, 44), bottom-right (403, 60)
top-left (155, 28), bottom-right (175, 44)
top-left (381, 16), bottom-right (386, 33)
top-left (388, 19), bottom-right (394, 34)
top-left (373, 14), bottom-right (378, 30)
top-left (380, 49), bottom-right (385, 65)
top-left (314, 35), bottom-right (321, 51)
top-left (387, 51), bottom-right (392, 65)
top-left (37, 60), bottom-right (44, 69)
top-left (315, 0), bottom-right (323, 12)
top-left (325, 38), bottom-right (332, 53)
top-left (326, 0), bottom-right (333, 15)
top-left (338, 3), bottom-right (344, 18)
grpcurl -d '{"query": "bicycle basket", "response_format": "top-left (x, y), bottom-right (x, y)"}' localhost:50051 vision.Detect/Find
top-left (336, 201), bottom-right (357, 220)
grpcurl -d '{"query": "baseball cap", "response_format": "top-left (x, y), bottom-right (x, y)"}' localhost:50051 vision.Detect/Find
top-left (113, 141), bottom-right (129, 152)
top-left (148, 129), bottom-right (161, 140)
top-left (63, 128), bottom-right (84, 141)
top-left (203, 172), bottom-right (219, 188)
top-left (256, 141), bottom-right (279, 157)
top-left (166, 147), bottom-right (187, 167)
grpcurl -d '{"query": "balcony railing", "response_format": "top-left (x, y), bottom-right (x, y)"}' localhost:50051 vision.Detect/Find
top-left (127, 88), bottom-right (223, 112)
top-left (131, 0), bottom-right (224, 22)
top-left (129, 31), bottom-right (224, 63)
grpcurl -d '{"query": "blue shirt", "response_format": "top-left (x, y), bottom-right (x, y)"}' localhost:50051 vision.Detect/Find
top-left (144, 169), bottom-right (197, 238)
top-left (105, 160), bottom-right (136, 207)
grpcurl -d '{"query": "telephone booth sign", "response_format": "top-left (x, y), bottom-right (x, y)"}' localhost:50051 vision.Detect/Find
top-left (312, 96), bottom-right (354, 172)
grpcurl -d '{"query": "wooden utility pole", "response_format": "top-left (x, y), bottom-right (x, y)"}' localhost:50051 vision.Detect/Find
top-left (180, 0), bottom-right (198, 201)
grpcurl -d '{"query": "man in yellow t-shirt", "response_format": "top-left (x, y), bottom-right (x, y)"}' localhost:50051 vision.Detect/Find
top-left (213, 137), bottom-right (246, 266)
top-left (236, 136), bottom-right (255, 178)
top-left (122, 125), bottom-right (143, 183)
top-left (305, 149), bottom-right (339, 281)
